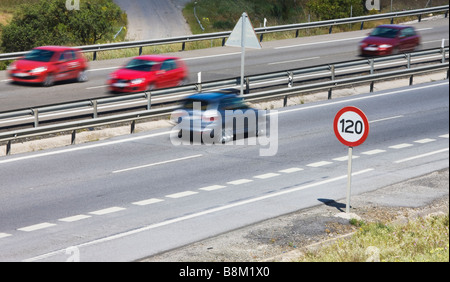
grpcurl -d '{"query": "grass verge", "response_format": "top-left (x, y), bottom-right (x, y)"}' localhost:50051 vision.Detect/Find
top-left (301, 213), bottom-right (449, 262)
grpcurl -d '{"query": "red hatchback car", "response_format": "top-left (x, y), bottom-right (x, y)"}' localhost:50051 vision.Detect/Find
top-left (108, 55), bottom-right (189, 93)
top-left (7, 46), bottom-right (89, 86)
top-left (359, 25), bottom-right (421, 56)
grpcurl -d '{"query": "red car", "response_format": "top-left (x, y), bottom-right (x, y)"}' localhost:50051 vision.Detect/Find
top-left (7, 46), bottom-right (89, 86)
top-left (359, 25), bottom-right (421, 56)
top-left (108, 55), bottom-right (189, 93)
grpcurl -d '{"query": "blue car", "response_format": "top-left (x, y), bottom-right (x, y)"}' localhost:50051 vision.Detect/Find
top-left (171, 90), bottom-right (267, 144)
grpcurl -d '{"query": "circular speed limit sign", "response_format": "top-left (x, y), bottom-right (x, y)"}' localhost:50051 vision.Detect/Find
top-left (334, 106), bottom-right (369, 147)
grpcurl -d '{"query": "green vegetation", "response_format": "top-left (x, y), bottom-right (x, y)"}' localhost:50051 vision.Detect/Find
top-left (0, 0), bottom-right (127, 53)
top-left (301, 214), bottom-right (449, 262)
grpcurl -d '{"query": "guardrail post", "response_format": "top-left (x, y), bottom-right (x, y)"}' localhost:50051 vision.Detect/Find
top-left (441, 39), bottom-right (446, 63)
top-left (390, 18), bottom-right (394, 24)
top-left (139, 47), bottom-right (143, 56)
top-left (131, 120), bottom-right (136, 134)
top-left (418, 14), bottom-right (422, 22)
top-left (330, 65), bottom-right (335, 80)
top-left (71, 130), bottom-right (76, 145)
top-left (370, 81), bottom-right (374, 92)
top-left (409, 75), bottom-right (414, 85)
top-left (329, 25), bottom-right (333, 34)
top-left (288, 71), bottom-right (294, 88)
top-left (146, 91), bottom-right (152, 110)
top-left (360, 21), bottom-right (364, 30)
top-left (407, 53), bottom-right (411, 69)
top-left (259, 34), bottom-right (264, 42)
top-left (369, 58), bottom-right (374, 74)
top-left (182, 42), bottom-right (186, 51)
top-left (245, 77), bottom-right (250, 94)
top-left (93, 51), bottom-right (97, 61)
top-left (92, 100), bottom-right (98, 119)
top-left (6, 140), bottom-right (12, 156)
top-left (33, 109), bottom-right (39, 128)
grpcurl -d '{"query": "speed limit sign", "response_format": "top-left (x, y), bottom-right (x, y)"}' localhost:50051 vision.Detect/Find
top-left (334, 106), bottom-right (369, 147)
top-left (333, 106), bottom-right (369, 213)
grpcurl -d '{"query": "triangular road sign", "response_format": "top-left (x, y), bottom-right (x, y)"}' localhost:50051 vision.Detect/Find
top-left (226, 12), bottom-right (261, 49)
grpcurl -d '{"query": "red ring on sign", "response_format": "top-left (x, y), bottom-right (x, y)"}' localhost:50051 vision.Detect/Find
top-left (333, 106), bottom-right (369, 147)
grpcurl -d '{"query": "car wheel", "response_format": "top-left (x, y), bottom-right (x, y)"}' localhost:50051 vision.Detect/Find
top-left (43, 74), bottom-right (54, 87)
top-left (146, 83), bottom-right (155, 91)
top-left (218, 127), bottom-right (234, 144)
top-left (178, 78), bottom-right (189, 86)
top-left (77, 70), bottom-right (88, 83)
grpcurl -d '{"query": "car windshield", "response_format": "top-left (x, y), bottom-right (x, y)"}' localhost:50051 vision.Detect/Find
top-left (24, 49), bottom-right (55, 62)
top-left (370, 27), bottom-right (399, 38)
top-left (125, 59), bottom-right (157, 72)
top-left (182, 99), bottom-right (210, 111)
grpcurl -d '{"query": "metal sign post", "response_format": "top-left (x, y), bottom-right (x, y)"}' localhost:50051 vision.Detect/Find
top-left (334, 106), bottom-right (370, 213)
top-left (225, 12), bottom-right (261, 96)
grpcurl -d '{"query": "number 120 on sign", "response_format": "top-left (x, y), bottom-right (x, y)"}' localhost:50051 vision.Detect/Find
top-left (334, 106), bottom-right (369, 147)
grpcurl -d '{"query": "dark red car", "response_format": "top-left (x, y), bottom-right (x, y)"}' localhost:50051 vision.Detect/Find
top-left (359, 25), bottom-right (421, 56)
top-left (7, 46), bottom-right (89, 86)
top-left (108, 55), bottom-right (189, 93)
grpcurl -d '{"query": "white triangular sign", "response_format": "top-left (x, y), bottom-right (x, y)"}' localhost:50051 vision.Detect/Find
top-left (225, 12), bottom-right (261, 49)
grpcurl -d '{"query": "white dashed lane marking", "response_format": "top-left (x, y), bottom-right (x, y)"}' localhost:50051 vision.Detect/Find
top-left (307, 161), bottom-right (332, 167)
top-left (0, 233), bottom-right (12, 239)
top-left (132, 198), bottom-right (164, 206)
top-left (414, 138), bottom-right (436, 144)
top-left (254, 173), bottom-right (280, 179)
top-left (59, 215), bottom-right (92, 223)
top-left (389, 143), bottom-right (413, 149)
top-left (227, 179), bottom-right (253, 185)
top-left (279, 168), bottom-right (304, 173)
top-left (362, 149), bottom-right (386, 155)
top-left (166, 191), bottom-right (198, 199)
top-left (199, 185), bottom-right (227, 191)
top-left (18, 223), bottom-right (57, 232)
top-left (333, 155), bottom-right (359, 162)
top-left (89, 207), bottom-right (126, 216)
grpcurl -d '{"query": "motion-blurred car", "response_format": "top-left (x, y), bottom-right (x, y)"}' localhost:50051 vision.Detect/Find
top-left (171, 89), bottom-right (266, 144)
top-left (108, 55), bottom-right (188, 93)
top-left (7, 46), bottom-right (89, 87)
top-left (359, 25), bottom-right (421, 56)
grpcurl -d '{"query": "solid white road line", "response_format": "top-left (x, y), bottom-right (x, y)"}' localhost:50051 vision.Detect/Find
top-left (268, 57), bottom-right (320, 65)
top-left (440, 134), bottom-right (449, 138)
top-left (23, 168), bottom-right (374, 262)
top-left (89, 207), bottom-right (126, 216)
top-left (275, 36), bottom-right (365, 49)
top-left (275, 82), bottom-right (449, 116)
top-left (394, 148), bottom-right (449, 164)
top-left (0, 131), bottom-right (172, 165)
top-left (112, 154), bottom-right (203, 174)
top-left (370, 115), bottom-right (403, 123)
top-left (18, 223), bottom-right (56, 232)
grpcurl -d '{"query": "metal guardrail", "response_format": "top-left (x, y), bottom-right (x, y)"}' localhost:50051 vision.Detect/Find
top-left (0, 5), bottom-right (448, 61)
top-left (0, 55), bottom-right (448, 156)
top-left (0, 47), bottom-right (448, 130)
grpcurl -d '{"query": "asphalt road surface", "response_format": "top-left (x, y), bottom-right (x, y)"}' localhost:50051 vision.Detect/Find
top-left (0, 17), bottom-right (448, 112)
top-left (113, 0), bottom-right (191, 41)
top-left (0, 80), bottom-right (448, 261)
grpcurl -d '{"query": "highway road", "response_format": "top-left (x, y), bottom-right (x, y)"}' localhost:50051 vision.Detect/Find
top-left (0, 17), bottom-right (448, 112)
top-left (0, 80), bottom-right (448, 261)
